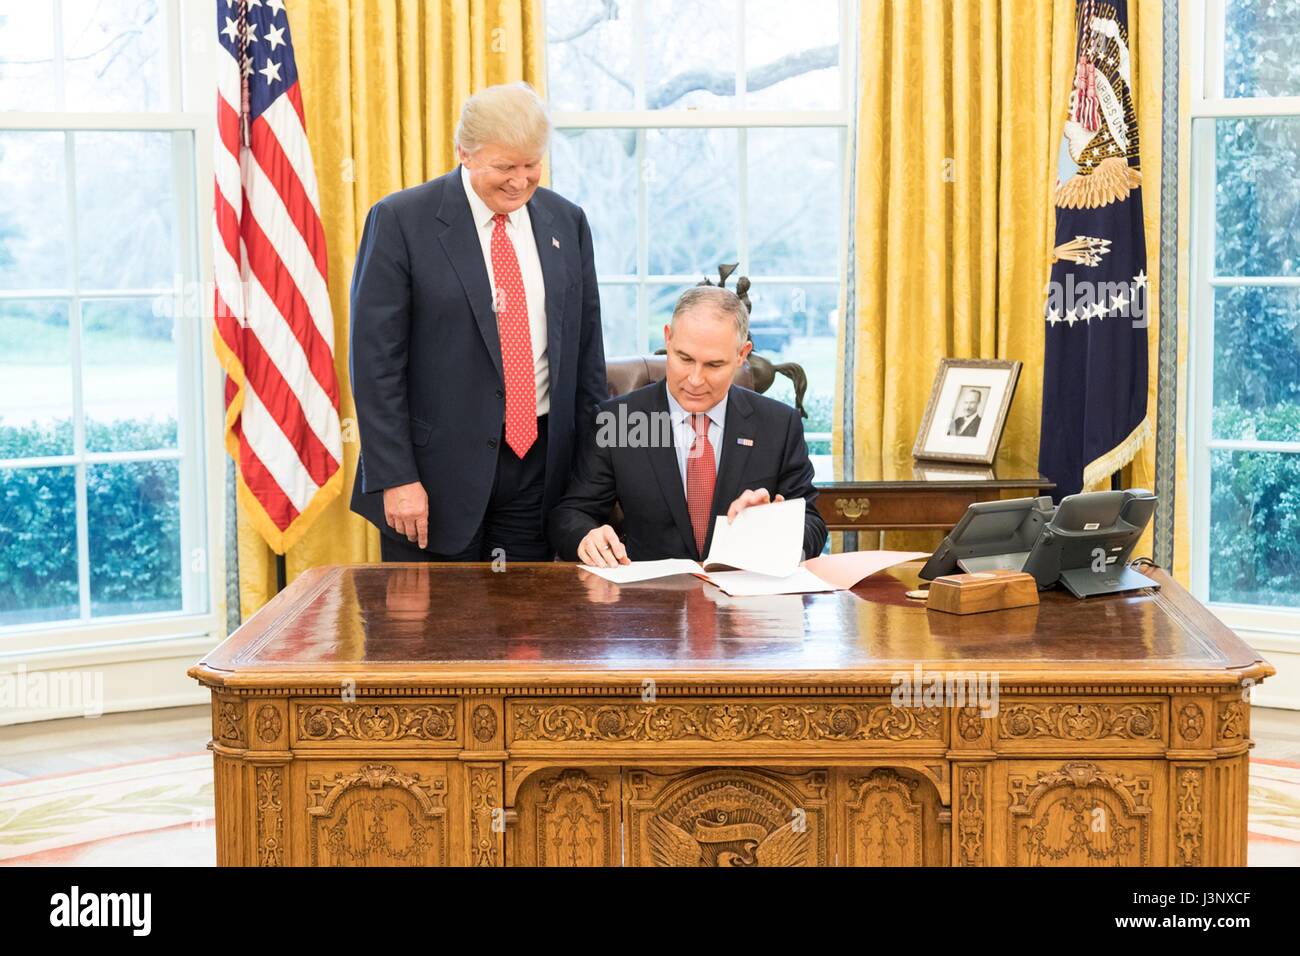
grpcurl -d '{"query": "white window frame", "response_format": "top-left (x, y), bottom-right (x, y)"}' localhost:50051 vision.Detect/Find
top-left (545, 0), bottom-right (857, 448)
top-left (0, 0), bottom-right (224, 663)
top-left (1188, 0), bottom-right (1300, 637)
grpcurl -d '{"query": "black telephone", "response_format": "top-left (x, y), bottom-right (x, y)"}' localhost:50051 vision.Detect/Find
top-left (1021, 489), bottom-right (1158, 597)
top-left (920, 489), bottom-right (1159, 598)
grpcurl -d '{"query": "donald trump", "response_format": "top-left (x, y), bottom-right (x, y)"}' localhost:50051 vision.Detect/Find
top-left (349, 82), bottom-right (607, 562)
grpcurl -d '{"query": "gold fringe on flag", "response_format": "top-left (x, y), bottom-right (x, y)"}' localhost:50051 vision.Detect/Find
top-left (1081, 414), bottom-right (1153, 490)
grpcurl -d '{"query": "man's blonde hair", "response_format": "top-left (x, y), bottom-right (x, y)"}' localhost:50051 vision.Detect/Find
top-left (455, 82), bottom-right (550, 155)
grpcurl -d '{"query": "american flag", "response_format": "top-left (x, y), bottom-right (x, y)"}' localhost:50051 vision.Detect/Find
top-left (212, 0), bottom-right (342, 554)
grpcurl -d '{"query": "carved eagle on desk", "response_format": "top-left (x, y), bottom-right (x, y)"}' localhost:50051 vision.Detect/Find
top-left (648, 809), bottom-right (810, 867)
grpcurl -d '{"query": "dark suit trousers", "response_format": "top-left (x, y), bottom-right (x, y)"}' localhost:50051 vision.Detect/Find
top-left (380, 415), bottom-right (551, 563)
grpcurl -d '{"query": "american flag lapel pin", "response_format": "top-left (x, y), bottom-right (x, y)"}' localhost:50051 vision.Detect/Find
top-left (552, 236), bottom-right (560, 249)
top-left (737, 437), bottom-right (754, 447)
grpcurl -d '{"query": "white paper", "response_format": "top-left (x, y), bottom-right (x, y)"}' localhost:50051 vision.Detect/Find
top-left (706, 566), bottom-right (836, 597)
top-left (578, 548), bottom-right (929, 598)
top-left (577, 558), bottom-right (704, 583)
top-left (703, 497), bottom-right (805, 578)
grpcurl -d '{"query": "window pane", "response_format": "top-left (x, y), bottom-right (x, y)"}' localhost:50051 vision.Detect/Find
top-left (1209, 450), bottom-right (1300, 607)
top-left (744, 0), bottom-right (840, 110)
top-left (0, 2), bottom-right (57, 111)
top-left (545, 0), bottom-right (635, 111)
top-left (550, 129), bottom-right (638, 276)
top-left (1212, 286), bottom-right (1300, 442)
top-left (82, 297), bottom-right (178, 451)
top-left (0, 131), bottom-right (70, 291)
top-left (1224, 0), bottom-right (1300, 98)
top-left (747, 128), bottom-right (840, 276)
top-left (62, 0), bottom-right (167, 111)
top-left (1213, 116), bottom-right (1300, 277)
top-left (644, 0), bottom-right (738, 110)
top-left (0, 465), bottom-right (79, 626)
top-left (646, 281), bottom-right (692, 352)
top-left (745, 281), bottom-right (838, 453)
top-left (646, 128), bottom-right (738, 275)
top-left (598, 283), bottom-right (638, 357)
top-left (87, 459), bottom-right (181, 617)
top-left (0, 299), bottom-right (74, 458)
top-left (74, 130), bottom-right (177, 290)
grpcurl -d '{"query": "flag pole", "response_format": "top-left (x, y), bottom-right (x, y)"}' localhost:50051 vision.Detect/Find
top-left (275, 554), bottom-right (287, 594)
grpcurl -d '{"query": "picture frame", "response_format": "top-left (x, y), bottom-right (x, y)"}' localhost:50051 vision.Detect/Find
top-left (912, 358), bottom-right (1022, 465)
top-left (911, 461), bottom-right (997, 482)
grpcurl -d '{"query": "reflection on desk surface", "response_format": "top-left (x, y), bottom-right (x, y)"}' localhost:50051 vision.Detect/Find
top-left (811, 451), bottom-right (1046, 486)
top-left (198, 563), bottom-right (1264, 678)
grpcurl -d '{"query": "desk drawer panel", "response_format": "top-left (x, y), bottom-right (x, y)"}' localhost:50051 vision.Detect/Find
top-left (290, 698), bottom-right (463, 749)
top-left (818, 490), bottom-right (978, 529)
top-left (993, 698), bottom-right (1168, 754)
top-left (292, 759), bottom-right (454, 866)
top-left (506, 698), bottom-right (947, 750)
top-left (991, 759), bottom-right (1167, 866)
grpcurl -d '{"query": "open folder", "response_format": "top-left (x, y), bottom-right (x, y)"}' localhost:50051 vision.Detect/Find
top-left (578, 499), bottom-right (926, 596)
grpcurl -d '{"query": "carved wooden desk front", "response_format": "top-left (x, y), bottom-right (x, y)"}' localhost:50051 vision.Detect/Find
top-left (189, 563), bottom-right (1272, 867)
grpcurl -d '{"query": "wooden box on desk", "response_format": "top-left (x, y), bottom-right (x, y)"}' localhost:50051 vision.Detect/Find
top-left (926, 569), bottom-right (1040, 614)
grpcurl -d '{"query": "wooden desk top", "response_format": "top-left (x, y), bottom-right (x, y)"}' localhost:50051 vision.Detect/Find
top-left (190, 563), bottom-right (1273, 692)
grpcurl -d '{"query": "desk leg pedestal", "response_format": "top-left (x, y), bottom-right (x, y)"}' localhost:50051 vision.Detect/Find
top-left (201, 691), bottom-right (1255, 867)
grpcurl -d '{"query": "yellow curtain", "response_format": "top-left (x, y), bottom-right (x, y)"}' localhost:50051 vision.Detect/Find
top-left (837, 0), bottom-right (1190, 582)
top-left (231, 0), bottom-right (546, 620)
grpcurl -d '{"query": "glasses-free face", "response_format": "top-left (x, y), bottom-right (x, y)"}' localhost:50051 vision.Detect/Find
top-left (458, 142), bottom-right (542, 215)
top-left (663, 308), bottom-right (752, 413)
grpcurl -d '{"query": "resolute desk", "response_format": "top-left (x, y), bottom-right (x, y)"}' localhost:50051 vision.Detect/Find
top-left (189, 562), bottom-right (1271, 867)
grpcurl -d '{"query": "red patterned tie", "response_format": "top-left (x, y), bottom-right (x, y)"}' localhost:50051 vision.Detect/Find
top-left (490, 212), bottom-right (537, 457)
top-left (686, 412), bottom-right (716, 557)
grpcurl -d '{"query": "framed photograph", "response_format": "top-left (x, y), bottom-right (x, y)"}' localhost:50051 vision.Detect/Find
top-left (912, 358), bottom-right (1022, 465)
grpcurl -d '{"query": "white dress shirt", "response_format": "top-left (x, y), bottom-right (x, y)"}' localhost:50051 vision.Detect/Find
top-left (460, 165), bottom-right (549, 416)
top-left (665, 386), bottom-right (726, 492)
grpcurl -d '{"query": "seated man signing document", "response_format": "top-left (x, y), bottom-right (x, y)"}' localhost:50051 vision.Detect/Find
top-left (548, 286), bottom-right (828, 567)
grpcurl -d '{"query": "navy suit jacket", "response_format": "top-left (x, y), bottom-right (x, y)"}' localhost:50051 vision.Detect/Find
top-left (348, 167), bottom-right (607, 553)
top-left (548, 381), bottom-right (828, 562)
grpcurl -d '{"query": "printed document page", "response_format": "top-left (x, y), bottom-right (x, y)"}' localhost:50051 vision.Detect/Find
top-left (702, 498), bottom-right (805, 577)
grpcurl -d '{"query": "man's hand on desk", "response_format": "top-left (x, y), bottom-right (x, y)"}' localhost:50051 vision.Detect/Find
top-left (577, 524), bottom-right (630, 567)
top-left (726, 488), bottom-right (785, 523)
top-left (383, 481), bottom-right (429, 549)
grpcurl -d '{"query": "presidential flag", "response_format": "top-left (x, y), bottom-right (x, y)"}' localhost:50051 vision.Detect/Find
top-left (212, 0), bottom-right (342, 553)
top-left (1039, 0), bottom-right (1150, 499)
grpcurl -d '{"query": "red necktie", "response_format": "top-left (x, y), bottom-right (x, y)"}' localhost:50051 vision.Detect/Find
top-left (686, 412), bottom-right (716, 557)
top-left (489, 213), bottom-right (537, 458)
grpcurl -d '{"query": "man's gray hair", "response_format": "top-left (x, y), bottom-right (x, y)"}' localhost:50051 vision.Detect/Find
top-left (670, 286), bottom-right (750, 345)
top-left (455, 82), bottom-right (550, 155)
